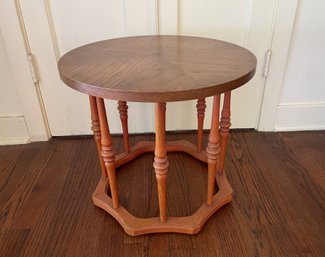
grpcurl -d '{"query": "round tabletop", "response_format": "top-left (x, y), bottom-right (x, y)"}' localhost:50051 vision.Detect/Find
top-left (58, 35), bottom-right (256, 102)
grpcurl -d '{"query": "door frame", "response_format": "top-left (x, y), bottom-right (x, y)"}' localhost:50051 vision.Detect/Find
top-left (257, 0), bottom-right (299, 131)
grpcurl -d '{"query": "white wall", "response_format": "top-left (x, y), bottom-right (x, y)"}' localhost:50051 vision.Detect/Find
top-left (275, 0), bottom-right (325, 131)
top-left (0, 31), bottom-right (30, 145)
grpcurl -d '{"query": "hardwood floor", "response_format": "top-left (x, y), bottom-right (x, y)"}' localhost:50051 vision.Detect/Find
top-left (0, 130), bottom-right (324, 257)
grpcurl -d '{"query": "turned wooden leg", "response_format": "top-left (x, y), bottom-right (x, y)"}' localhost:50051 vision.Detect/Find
top-left (97, 98), bottom-right (119, 209)
top-left (219, 92), bottom-right (231, 175)
top-left (196, 98), bottom-right (206, 152)
top-left (89, 96), bottom-right (107, 178)
top-left (153, 102), bottom-right (169, 222)
top-left (117, 101), bottom-right (130, 153)
top-left (206, 95), bottom-right (221, 206)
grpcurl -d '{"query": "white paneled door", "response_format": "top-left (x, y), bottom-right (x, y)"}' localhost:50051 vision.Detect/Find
top-left (13, 0), bottom-right (296, 136)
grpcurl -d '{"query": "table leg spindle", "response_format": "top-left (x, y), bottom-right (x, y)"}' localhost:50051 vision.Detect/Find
top-left (97, 98), bottom-right (119, 209)
top-left (206, 95), bottom-right (221, 206)
top-left (117, 101), bottom-right (130, 153)
top-left (196, 98), bottom-right (206, 152)
top-left (219, 92), bottom-right (231, 175)
top-left (153, 102), bottom-right (169, 222)
top-left (89, 96), bottom-right (107, 178)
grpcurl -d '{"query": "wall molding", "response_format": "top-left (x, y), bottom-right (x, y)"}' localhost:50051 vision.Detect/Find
top-left (275, 102), bottom-right (325, 131)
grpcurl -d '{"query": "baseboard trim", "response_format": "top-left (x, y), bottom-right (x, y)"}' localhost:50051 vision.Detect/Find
top-left (0, 115), bottom-right (31, 145)
top-left (0, 137), bottom-right (31, 145)
top-left (275, 102), bottom-right (325, 131)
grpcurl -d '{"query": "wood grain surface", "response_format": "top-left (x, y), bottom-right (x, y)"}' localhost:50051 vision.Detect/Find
top-left (0, 131), bottom-right (324, 256)
top-left (58, 36), bottom-right (256, 102)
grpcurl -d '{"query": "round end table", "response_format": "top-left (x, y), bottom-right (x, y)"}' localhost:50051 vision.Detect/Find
top-left (58, 35), bottom-right (256, 236)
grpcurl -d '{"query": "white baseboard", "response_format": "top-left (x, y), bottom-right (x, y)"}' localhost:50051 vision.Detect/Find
top-left (30, 135), bottom-right (50, 142)
top-left (0, 115), bottom-right (31, 145)
top-left (274, 102), bottom-right (325, 131)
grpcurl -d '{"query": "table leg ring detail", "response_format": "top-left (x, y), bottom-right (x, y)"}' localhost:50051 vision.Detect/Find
top-left (153, 156), bottom-right (169, 173)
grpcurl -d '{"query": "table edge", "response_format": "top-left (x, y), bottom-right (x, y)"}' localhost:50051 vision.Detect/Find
top-left (58, 67), bottom-right (256, 102)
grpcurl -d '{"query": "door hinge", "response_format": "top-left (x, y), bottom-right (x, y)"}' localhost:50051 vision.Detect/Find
top-left (27, 53), bottom-right (39, 83)
top-left (263, 49), bottom-right (272, 78)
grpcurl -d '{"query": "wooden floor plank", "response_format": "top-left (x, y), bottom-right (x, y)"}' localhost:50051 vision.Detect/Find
top-left (0, 142), bottom-right (55, 252)
top-left (0, 131), bottom-right (324, 257)
top-left (0, 229), bottom-right (29, 257)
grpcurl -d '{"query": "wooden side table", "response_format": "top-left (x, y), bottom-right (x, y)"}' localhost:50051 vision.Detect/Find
top-left (58, 35), bottom-right (256, 236)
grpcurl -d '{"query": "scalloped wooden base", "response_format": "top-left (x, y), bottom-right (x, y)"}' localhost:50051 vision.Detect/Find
top-left (92, 140), bottom-right (233, 236)
top-left (89, 93), bottom-right (232, 236)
